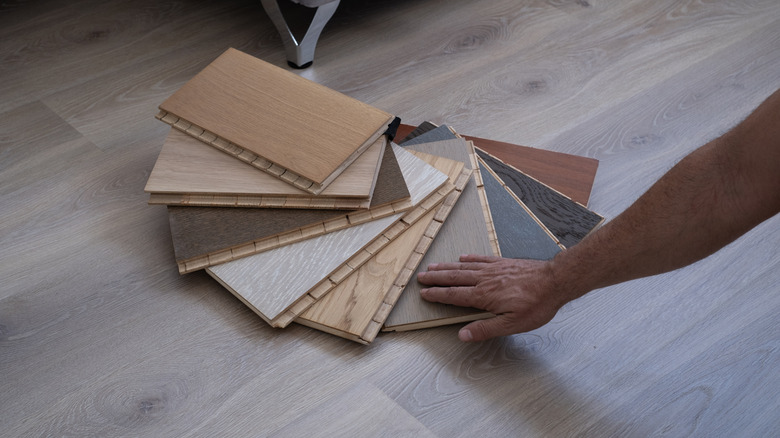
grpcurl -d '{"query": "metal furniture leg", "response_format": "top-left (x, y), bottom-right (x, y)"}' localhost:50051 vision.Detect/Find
top-left (260, 0), bottom-right (341, 68)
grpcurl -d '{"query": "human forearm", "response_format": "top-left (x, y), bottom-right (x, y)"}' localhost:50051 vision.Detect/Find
top-left (549, 89), bottom-right (780, 299)
top-left (418, 88), bottom-right (780, 342)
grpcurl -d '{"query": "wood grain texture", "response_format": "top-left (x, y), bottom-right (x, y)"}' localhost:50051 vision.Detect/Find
top-left (478, 159), bottom-right (562, 260)
top-left (397, 123), bottom-right (600, 206)
top-left (207, 212), bottom-right (402, 326)
top-left (167, 141), bottom-right (413, 273)
top-left (296, 154), bottom-right (470, 344)
top-left (3, 1), bottom-right (779, 437)
top-left (270, 381), bottom-right (438, 438)
top-left (206, 145), bottom-right (452, 327)
top-left (145, 128), bottom-right (389, 208)
top-left (158, 47), bottom-right (394, 192)
top-left (476, 149), bottom-right (604, 248)
top-left (384, 139), bottom-right (499, 331)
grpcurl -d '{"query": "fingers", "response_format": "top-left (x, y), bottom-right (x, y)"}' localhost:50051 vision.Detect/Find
top-left (417, 268), bottom-right (480, 286)
top-left (420, 286), bottom-right (481, 308)
top-left (459, 316), bottom-right (517, 342)
top-left (425, 254), bottom-right (502, 272)
top-left (459, 254), bottom-right (503, 263)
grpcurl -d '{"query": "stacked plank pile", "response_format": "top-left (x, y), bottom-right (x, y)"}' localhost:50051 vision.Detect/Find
top-left (145, 48), bottom-right (604, 344)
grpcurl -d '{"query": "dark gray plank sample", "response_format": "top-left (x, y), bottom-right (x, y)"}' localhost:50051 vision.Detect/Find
top-left (398, 121), bottom-right (439, 143)
top-left (399, 124), bottom-right (457, 146)
top-left (476, 149), bottom-right (604, 248)
top-left (479, 160), bottom-right (562, 260)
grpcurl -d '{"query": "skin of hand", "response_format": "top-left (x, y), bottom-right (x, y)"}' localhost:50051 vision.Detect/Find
top-left (418, 255), bottom-right (574, 342)
top-left (419, 88), bottom-right (780, 342)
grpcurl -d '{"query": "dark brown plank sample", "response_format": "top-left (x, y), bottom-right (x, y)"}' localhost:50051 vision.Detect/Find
top-left (476, 149), bottom-right (604, 248)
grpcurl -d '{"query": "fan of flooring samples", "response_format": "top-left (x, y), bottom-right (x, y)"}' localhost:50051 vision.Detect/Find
top-left (206, 144), bottom-right (453, 328)
top-left (157, 48), bottom-right (395, 194)
top-left (383, 125), bottom-right (602, 332)
top-left (145, 129), bottom-right (391, 210)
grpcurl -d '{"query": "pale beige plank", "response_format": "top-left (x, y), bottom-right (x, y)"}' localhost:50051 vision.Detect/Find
top-left (144, 128), bottom-right (385, 208)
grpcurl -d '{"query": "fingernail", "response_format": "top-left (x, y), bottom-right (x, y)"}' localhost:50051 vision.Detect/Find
top-left (459, 328), bottom-right (473, 342)
top-left (420, 288), bottom-right (428, 297)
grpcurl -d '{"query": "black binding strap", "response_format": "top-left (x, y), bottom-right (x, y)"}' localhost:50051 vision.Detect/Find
top-left (383, 117), bottom-right (402, 142)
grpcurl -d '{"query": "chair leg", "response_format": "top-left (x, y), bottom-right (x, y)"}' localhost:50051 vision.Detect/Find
top-left (260, 0), bottom-right (341, 68)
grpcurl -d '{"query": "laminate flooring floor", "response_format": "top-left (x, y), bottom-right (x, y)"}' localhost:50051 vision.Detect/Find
top-left (1, 0), bottom-right (778, 436)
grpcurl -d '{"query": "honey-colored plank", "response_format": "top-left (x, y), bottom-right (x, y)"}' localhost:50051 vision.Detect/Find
top-left (158, 48), bottom-right (394, 192)
top-left (145, 128), bottom-right (387, 208)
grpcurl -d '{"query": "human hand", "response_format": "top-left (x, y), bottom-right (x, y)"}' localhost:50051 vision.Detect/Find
top-left (417, 254), bottom-right (567, 342)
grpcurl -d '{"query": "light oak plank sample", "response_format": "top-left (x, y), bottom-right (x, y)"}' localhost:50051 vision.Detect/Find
top-left (168, 141), bottom-right (412, 273)
top-left (145, 128), bottom-right (389, 209)
top-left (476, 149), bottom-right (605, 248)
top-left (157, 47), bottom-right (394, 193)
top-left (396, 123), bottom-right (600, 206)
top-left (206, 144), bottom-right (451, 327)
top-left (384, 140), bottom-right (498, 331)
top-left (296, 155), bottom-right (470, 344)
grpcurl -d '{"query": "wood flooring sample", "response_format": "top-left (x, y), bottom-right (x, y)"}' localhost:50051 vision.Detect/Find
top-left (384, 140), bottom-right (497, 332)
top-left (157, 48), bottom-right (394, 193)
top-left (169, 144), bottom-right (425, 273)
top-left (145, 129), bottom-right (389, 209)
top-left (296, 153), bottom-right (470, 344)
top-left (205, 146), bottom-right (451, 328)
top-left (476, 149), bottom-right (604, 248)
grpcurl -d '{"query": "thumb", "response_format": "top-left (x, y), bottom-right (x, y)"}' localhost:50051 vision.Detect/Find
top-left (458, 316), bottom-right (514, 342)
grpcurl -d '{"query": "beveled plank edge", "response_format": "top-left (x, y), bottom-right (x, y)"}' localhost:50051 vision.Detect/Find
top-left (476, 155), bottom-right (566, 250)
top-left (362, 167), bottom-right (473, 343)
top-left (268, 184), bottom-right (455, 328)
top-left (148, 193), bottom-right (371, 209)
top-left (156, 110), bottom-right (324, 194)
top-left (465, 140), bottom-right (500, 257)
top-left (175, 195), bottom-right (414, 274)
